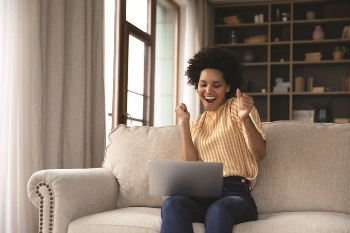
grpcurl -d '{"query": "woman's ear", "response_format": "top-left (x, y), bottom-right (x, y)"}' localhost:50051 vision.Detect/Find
top-left (226, 85), bottom-right (230, 93)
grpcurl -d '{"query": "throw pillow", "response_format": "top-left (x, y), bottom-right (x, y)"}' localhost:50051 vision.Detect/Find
top-left (103, 124), bottom-right (182, 208)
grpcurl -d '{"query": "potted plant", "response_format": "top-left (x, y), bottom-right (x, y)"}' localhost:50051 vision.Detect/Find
top-left (312, 100), bottom-right (332, 122)
top-left (333, 46), bottom-right (344, 60)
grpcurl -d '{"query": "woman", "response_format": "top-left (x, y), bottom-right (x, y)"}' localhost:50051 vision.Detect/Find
top-left (160, 47), bottom-right (266, 233)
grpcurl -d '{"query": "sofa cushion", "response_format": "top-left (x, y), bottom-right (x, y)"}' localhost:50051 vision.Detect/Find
top-left (68, 208), bottom-right (350, 233)
top-left (253, 121), bottom-right (350, 214)
top-left (233, 212), bottom-right (350, 233)
top-left (67, 207), bottom-right (205, 233)
top-left (68, 207), bottom-right (161, 233)
top-left (103, 125), bottom-right (182, 208)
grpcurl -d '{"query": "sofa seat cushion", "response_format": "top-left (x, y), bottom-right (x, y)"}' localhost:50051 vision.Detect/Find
top-left (68, 207), bottom-right (162, 233)
top-left (67, 207), bottom-right (206, 233)
top-left (232, 212), bottom-right (350, 233)
top-left (68, 208), bottom-right (350, 233)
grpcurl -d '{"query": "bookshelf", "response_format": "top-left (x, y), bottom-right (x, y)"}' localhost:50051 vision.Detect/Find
top-left (212, 0), bottom-right (350, 122)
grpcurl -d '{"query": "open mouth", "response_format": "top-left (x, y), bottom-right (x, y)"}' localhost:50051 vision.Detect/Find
top-left (204, 96), bottom-right (216, 104)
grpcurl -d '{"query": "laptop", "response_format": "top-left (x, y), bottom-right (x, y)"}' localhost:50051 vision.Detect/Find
top-left (148, 160), bottom-right (223, 198)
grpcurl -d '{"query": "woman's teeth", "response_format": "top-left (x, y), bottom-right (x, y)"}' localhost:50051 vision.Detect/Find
top-left (205, 97), bottom-right (216, 103)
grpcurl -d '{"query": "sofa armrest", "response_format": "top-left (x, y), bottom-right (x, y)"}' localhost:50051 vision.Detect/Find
top-left (27, 167), bottom-right (118, 233)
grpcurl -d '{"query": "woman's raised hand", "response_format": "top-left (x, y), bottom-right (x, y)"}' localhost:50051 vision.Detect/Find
top-left (175, 103), bottom-right (190, 121)
top-left (236, 89), bottom-right (254, 120)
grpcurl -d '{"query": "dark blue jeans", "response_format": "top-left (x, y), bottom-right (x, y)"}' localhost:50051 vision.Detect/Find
top-left (160, 176), bottom-right (258, 233)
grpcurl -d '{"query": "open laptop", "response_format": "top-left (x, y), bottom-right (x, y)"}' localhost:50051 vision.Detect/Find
top-left (148, 160), bottom-right (223, 198)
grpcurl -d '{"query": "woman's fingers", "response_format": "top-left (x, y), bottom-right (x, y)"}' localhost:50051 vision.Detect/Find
top-left (175, 103), bottom-right (190, 120)
top-left (240, 94), bottom-right (254, 108)
top-left (236, 89), bottom-right (242, 110)
top-left (237, 89), bottom-right (254, 110)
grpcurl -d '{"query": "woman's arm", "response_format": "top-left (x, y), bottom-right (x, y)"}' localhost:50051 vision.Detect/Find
top-left (175, 103), bottom-right (199, 161)
top-left (241, 117), bottom-right (266, 161)
top-left (236, 89), bottom-right (267, 160)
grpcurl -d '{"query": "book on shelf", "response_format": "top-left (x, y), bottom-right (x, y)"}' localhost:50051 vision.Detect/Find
top-left (342, 76), bottom-right (350, 92)
top-left (295, 76), bottom-right (305, 92)
top-left (307, 76), bottom-right (313, 92)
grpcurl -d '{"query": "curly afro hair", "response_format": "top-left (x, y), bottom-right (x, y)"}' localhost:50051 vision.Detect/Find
top-left (185, 47), bottom-right (243, 98)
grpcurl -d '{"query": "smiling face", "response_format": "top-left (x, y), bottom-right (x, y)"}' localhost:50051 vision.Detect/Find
top-left (198, 68), bottom-right (230, 111)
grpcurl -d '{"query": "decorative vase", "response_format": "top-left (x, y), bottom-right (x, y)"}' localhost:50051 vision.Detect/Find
top-left (315, 109), bottom-right (331, 123)
top-left (306, 11), bottom-right (315, 20)
top-left (333, 51), bottom-right (344, 60)
top-left (243, 50), bottom-right (255, 62)
top-left (313, 25), bottom-right (324, 40)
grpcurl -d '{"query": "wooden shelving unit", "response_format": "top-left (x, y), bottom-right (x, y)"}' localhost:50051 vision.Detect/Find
top-left (212, 0), bottom-right (350, 122)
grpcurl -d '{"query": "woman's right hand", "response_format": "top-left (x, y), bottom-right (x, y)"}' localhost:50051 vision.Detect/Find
top-left (175, 103), bottom-right (198, 161)
top-left (175, 103), bottom-right (190, 121)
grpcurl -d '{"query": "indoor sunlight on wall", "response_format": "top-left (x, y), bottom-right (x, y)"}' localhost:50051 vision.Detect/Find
top-left (154, 1), bottom-right (177, 126)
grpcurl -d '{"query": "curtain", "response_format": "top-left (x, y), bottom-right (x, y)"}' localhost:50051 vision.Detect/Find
top-left (176, 0), bottom-right (214, 119)
top-left (0, 1), bottom-right (34, 232)
top-left (0, 0), bottom-right (105, 232)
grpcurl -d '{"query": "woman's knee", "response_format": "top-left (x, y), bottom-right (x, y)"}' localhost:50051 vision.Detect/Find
top-left (161, 196), bottom-right (192, 214)
top-left (207, 196), bottom-right (247, 215)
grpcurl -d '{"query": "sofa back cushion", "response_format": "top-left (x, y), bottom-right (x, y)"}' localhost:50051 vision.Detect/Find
top-left (252, 121), bottom-right (350, 214)
top-left (103, 124), bottom-right (182, 208)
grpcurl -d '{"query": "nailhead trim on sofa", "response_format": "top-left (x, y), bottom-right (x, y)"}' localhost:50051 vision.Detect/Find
top-left (35, 182), bottom-right (54, 233)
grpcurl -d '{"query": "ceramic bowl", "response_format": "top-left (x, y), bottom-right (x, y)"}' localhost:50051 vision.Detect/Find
top-left (243, 35), bottom-right (268, 44)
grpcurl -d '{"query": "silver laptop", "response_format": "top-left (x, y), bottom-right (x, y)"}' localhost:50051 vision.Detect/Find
top-left (148, 160), bottom-right (223, 198)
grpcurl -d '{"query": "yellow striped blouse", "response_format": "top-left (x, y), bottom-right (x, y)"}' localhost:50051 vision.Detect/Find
top-left (190, 97), bottom-right (266, 187)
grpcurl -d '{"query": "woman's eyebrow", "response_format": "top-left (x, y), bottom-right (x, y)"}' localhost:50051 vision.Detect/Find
top-left (199, 80), bottom-right (222, 83)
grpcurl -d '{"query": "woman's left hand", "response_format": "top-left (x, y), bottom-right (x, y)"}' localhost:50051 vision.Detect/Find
top-left (236, 89), bottom-right (254, 120)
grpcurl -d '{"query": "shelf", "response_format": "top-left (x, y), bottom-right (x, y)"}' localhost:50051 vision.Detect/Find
top-left (213, 0), bottom-right (350, 122)
top-left (215, 39), bottom-right (350, 46)
top-left (293, 60), bottom-right (350, 65)
top-left (293, 18), bottom-right (350, 24)
top-left (293, 39), bottom-right (350, 44)
top-left (268, 92), bottom-right (350, 96)
top-left (247, 93), bottom-right (268, 97)
top-left (215, 43), bottom-right (268, 47)
top-left (271, 42), bottom-right (291, 45)
top-left (270, 21), bottom-right (291, 26)
top-left (291, 92), bottom-right (350, 96)
top-left (243, 62), bottom-right (268, 66)
top-left (215, 23), bottom-right (269, 28)
top-left (270, 62), bottom-right (290, 65)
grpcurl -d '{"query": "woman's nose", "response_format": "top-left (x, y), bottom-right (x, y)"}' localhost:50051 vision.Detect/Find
top-left (206, 85), bottom-right (213, 92)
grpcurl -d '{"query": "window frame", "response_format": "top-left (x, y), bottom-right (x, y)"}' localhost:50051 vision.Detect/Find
top-left (115, 0), bottom-right (156, 126)
top-left (113, 0), bottom-right (180, 127)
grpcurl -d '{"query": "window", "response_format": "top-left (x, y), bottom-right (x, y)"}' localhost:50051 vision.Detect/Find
top-left (113, 0), bottom-right (179, 127)
top-left (126, 0), bottom-right (149, 33)
top-left (127, 35), bottom-right (148, 126)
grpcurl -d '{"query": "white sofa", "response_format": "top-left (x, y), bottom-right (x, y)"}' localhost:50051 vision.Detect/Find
top-left (27, 121), bottom-right (350, 233)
